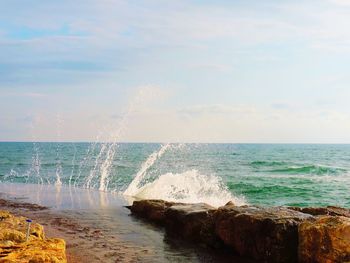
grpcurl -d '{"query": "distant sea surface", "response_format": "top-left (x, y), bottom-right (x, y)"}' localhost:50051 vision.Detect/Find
top-left (1, 142), bottom-right (349, 208)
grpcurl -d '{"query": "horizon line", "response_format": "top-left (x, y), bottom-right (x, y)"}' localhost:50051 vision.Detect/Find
top-left (1, 141), bottom-right (350, 145)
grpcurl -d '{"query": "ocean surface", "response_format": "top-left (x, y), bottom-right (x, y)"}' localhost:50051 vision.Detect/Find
top-left (1, 142), bottom-right (350, 208)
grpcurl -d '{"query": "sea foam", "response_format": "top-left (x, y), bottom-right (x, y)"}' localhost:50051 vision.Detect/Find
top-left (132, 169), bottom-right (246, 208)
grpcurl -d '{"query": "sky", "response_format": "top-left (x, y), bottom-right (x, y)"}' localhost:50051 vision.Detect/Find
top-left (1, 0), bottom-right (350, 143)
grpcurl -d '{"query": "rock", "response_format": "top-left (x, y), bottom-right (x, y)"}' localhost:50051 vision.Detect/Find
top-left (129, 200), bottom-right (350, 263)
top-left (164, 203), bottom-right (219, 247)
top-left (289, 206), bottom-right (350, 217)
top-left (129, 199), bottom-right (178, 224)
top-left (0, 210), bottom-right (67, 262)
top-left (298, 216), bottom-right (350, 263)
top-left (215, 206), bottom-right (313, 263)
top-left (224, 201), bottom-right (236, 207)
top-left (0, 238), bottom-right (66, 262)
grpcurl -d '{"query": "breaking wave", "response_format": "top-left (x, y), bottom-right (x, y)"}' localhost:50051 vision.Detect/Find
top-left (131, 169), bottom-right (246, 208)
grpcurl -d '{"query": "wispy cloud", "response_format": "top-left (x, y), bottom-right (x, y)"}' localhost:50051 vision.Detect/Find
top-left (178, 104), bottom-right (257, 118)
top-left (0, 92), bottom-right (47, 98)
top-left (1, 1), bottom-right (350, 142)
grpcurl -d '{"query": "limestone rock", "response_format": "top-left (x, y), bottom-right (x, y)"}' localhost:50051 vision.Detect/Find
top-left (0, 210), bottom-right (66, 263)
top-left (289, 206), bottom-right (350, 217)
top-left (215, 206), bottom-right (313, 263)
top-left (0, 238), bottom-right (66, 263)
top-left (129, 199), bottom-right (177, 224)
top-left (298, 216), bottom-right (350, 263)
top-left (164, 203), bottom-right (219, 246)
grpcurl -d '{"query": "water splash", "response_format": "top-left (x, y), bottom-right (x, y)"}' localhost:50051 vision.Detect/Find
top-left (132, 169), bottom-right (246, 208)
top-left (124, 143), bottom-right (171, 196)
top-left (32, 142), bottom-right (43, 184)
top-left (69, 143), bottom-right (77, 187)
top-left (22, 142), bottom-right (43, 184)
top-left (55, 114), bottom-right (63, 186)
top-left (55, 146), bottom-right (63, 186)
top-left (84, 86), bottom-right (159, 192)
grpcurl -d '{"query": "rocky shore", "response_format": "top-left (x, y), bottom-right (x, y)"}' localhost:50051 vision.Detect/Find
top-left (0, 196), bottom-right (148, 263)
top-left (128, 200), bottom-right (350, 263)
top-left (0, 210), bottom-right (66, 262)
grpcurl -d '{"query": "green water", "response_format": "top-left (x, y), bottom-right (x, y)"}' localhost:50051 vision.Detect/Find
top-left (0, 142), bottom-right (349, 207)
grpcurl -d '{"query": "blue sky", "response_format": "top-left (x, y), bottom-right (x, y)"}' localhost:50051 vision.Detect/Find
top-left (1, 0), bottom-right (350, 142)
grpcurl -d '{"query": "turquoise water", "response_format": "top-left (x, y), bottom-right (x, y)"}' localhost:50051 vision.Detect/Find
top-left (1, 142), bottom-right (350, 208)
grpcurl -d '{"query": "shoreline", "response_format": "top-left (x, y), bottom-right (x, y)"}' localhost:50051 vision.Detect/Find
top-left (0, 184), bottom-right (251, 263)
top-left (2, 183), bottom-right (350, 262)
top-left (0, 194), bottom-right (253, 263)
top-left (0, 196), bottom-right (94, 262)
top-left (0, 192), bottom-right (154, 263)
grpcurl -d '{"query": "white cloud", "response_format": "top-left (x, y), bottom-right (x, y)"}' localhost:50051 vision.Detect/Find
top-left (178, 104), bottom-right (257, 117)
top-left (329, 0), bottom-right (350, 6)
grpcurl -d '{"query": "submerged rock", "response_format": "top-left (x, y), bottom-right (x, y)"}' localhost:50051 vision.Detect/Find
top-left (0, 210), bottom-right (66, 262)
top-left (298, 216), bottom-right (350, 263)
top-left (215, 205), bottom-right (313, 263)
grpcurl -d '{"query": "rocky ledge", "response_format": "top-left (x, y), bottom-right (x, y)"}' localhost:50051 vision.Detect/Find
top-left (127, 200), bottom-right (350, 263)
top-left (0, 210), bottom-right (66, 263)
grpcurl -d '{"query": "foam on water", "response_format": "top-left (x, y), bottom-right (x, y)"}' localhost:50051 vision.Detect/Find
top-left (124, 143), bottom-right (171, 196)
top-left (124, 143), bottom-right (245, 207)
top-left (133, 169), bottom-right (246, 207)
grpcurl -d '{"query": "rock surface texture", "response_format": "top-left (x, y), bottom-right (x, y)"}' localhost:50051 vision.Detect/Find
top-left (215, 204), bottom-right (312, 263)
top-left (164, 203), bottom-right (219, 246)
top-left (129, 200), bottom-right (350, 263)
top-left (289, 206), bottom-right (350, 217)
top-left (0, 210), bottom-right (66, 263)
top-left (298, 216), bottom-right (350, 263)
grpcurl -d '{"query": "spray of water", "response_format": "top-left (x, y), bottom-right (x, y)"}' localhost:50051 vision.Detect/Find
top-left (123, 143), bottom-right (245, 207)
top-left (84, 143), bottom-right (107, 189)
top-left (55, 114), bottom-right (63, 186)
top-left (55, 149), bottom-right (63, 186)
top-left (32, 142), bottom-right (43, 184)
top-left (83, 86), bottom-right (160, 192)
top-left (124, 143), bottom-right (171, 196)
top-left (23, 118), bottom-right (44, 185)
top-left (133, 170), bottom-right (246, 207)
top-left (69, 143), bottom-right (77, 187)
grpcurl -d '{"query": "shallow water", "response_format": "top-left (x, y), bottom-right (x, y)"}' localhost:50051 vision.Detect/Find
top-left (0, 183), bottom-right (251, 263)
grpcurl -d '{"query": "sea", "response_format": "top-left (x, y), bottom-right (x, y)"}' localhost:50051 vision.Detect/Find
top-left (1, 142), bottom-right (349, 208)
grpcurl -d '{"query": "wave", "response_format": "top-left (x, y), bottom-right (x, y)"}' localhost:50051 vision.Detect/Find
top-left (251, 161), bottom-right (289, 167)
top-left (251, 161), bottom-right (346, 175)
top-left (268, 165), bottom-right (346, 175)
top-left (131, 169), bottom-right (246, 208)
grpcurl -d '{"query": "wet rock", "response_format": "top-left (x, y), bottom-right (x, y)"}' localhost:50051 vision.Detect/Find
top-left (0, 210), bottom-right (66, 262)
top-left (129, 200), bottom-right (350, 263)
top-left (289, 206), bottom-right (350, 217)
top-left (164, 203), bottom-right (219, 247)
top-left (129, 199), bottom-right (177, 224)
top-left (215, 206), bottom-right (313, 263)
top-left (298, 216), bottom-right (350, 263)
